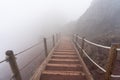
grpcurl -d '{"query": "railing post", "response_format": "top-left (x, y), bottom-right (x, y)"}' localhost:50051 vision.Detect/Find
top-left (43, 38), bottom-right (48, 57)
top-left (53, 35), bottom-right (55, 47)
top-left (105, 43), bottom-right (120, 80)
top-left (73, 34), bottom-right (75, 42)
top-left (6, 50), bottom-right (22, 80)
top-left (81, 37), bottom-right (85, 49)
top-left (75, 34), bottom-right (78, 42)
top-left (81, 37), bottom-right (85, 57)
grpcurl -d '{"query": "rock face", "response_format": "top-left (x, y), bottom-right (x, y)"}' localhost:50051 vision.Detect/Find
top-left (76, 0), bottom-right (120, 42)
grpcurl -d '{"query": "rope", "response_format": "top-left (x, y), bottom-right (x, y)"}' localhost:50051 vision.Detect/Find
top-left (117, 48), bottom-right (120, 51)
top-left (84, 39), bottom-right (111, 49)
top-left (76, 35), bottom-right (120, 51)
top-left (0, 42), bottom-right (42, 64)
top-left (15, 41), bottom-right (42, 56)
top-left (74, 34), bottom-right (111, 49)
top-left (74, 35), bottom-right (120, 78)
top-left (111, 75), bottom-right (120, 78)
top-left (19, 50), bottom-right (44, 71)
top-left (9, 75), bottom-right (15, 80)
top-left (0, 59), bottom-right (7, 64)
top-left (77, 36), bottom-right (82, 40)
top-left (75, 41), bottom-right (106, 72)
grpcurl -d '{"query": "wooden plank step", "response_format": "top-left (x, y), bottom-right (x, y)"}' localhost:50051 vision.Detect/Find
top-left (50, 59), bottom-right (80, 62)
top-left (42, 70), bottom-right (85, 76)
top-left (53, 52), bottom-right (76, 54)
top-left (54, 50), bottom-right (75, 52)
top-left (52, 55), bottom-right (78, 57)
top-left (47, 63), bottom-right (82, 67)
top-left (53, 53), bottom-right (76, 55)
top-left (40, 74), bottom-right (86, 80)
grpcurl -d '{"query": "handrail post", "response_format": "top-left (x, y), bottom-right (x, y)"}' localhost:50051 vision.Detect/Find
top-left (43, 38), bottom-right (48, 57)
top-left (81, 37), bottom-right (85, 57)
top-left (81, 37), bottom-right (85, 49)
top-left (73, 34), bottom-right (75, 42)
top-left (56, 33), bottom-right (58, 43)
top-left (105, 43), bottom-right (120, 80)
top-left (75, 34), bottom-right (78, 42)
top-left (53, 35), bottom-right (55, 47)
top-left (6, 50), bottom-right (22, 80)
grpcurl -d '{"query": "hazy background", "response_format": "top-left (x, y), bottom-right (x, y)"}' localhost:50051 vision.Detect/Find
top-left (0, 0), bottom-right (92, 60)
top-left (0, 0), bottom-right (92, 80)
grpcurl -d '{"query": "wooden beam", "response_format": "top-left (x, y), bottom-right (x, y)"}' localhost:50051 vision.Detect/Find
top-left (42, 70), bottom-right (85, 76)
top-left (50, 59), bottom-right (79, 62)
top-left (47, 63), bottom-right (82, 67)
top-left (52, 55), bottom-right (77, 57)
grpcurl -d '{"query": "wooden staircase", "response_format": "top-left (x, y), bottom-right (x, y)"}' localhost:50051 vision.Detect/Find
top-left (40, 37), bottom-right (87, 80)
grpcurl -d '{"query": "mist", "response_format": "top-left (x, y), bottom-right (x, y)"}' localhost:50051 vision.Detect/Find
top-left (0, 0), bottom-right (92, 80)
top-left (0, 0), bottom-right (92, 59)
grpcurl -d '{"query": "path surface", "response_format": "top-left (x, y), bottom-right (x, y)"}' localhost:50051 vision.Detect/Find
top-left (40, 37), bottom-right (88, 80)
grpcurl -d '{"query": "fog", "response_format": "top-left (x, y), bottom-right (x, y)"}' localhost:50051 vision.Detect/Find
top-left (0, 0), bottom-right (92, 80)
top-left (0, 0), bottom-right (92, 59)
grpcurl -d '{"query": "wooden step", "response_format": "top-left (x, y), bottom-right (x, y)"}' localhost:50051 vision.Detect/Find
top-left (53, 53), bottom-right (76, 55)
top-left (52, 55), bottom-right (78, 58)
top-left (54, 50), bottom-right (75, 52)
top-left (47, 63), bottom-right (82, 68)
top-left (40, 74), bottom-right (86, 80)
top-left (53, 52), bottom-right (76, 55)
top-left (42, 70), bottom-right (85, 76)
top-left (40, 38), bottom-right (88, 80)
top-left (50, 59), bottom-right (79, 62)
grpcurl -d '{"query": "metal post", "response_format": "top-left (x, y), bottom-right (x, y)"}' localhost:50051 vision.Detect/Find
top-left (105, 43), bottom-right (120, 80)
top-left (44, 38), bottom-right (48, 57)
top-left (53, 35), bottom-right (55, 47)
top-left (6, 50), bottom-right (22, 80)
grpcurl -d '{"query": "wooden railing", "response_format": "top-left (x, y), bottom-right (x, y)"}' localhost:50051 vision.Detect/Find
top-left (73, 34), bottom-right (120, 80)
top-left (0, 33), bottom-right (60, 80)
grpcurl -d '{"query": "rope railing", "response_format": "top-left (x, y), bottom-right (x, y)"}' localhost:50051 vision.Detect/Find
top-left (10, 75), bottom-right (15, 80)
top-left (19, 50), bottom-right (44, 71)
top-left (0, 59), bottom-right (7, 64)
top-left (15, 41), bottom-right (43, 56)
top-left (77, 34), bottom-right (120, 51)
top-left (84, 39), bottom-right (111, 49)
top-left (77, 35), bottom-right (111, 49)
top-left (75, 42), bottom-right (106, 72)
top-left (0, 41), bottom-right (43, 64)
top-left (111, 75), bottom-right (120, 78)
top-left (0, 33), bottom-right (61, 80)
top-left (73, 34), bottom-right (120, 80)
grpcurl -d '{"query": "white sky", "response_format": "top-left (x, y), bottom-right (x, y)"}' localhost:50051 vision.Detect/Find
top-left (0, 0), bottom-right (92, 26)
top-left (0, 0), bottom-right (92, 60)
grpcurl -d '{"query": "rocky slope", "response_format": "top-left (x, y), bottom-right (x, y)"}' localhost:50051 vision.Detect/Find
top-left (76, 0), bottom-right (120, 42)
top-left (76, 0), bottom-right (120, 80)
